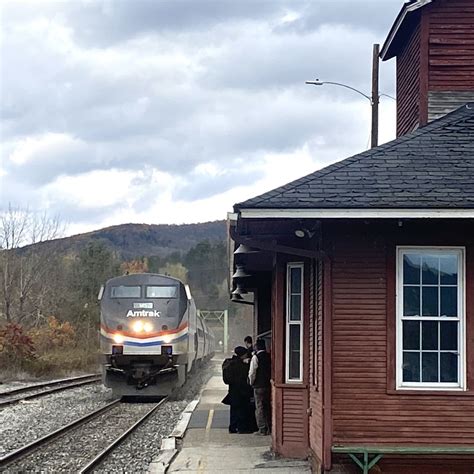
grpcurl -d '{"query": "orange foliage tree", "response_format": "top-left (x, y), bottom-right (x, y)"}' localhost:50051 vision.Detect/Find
top-left (120, 258), bottom-right (149, 274)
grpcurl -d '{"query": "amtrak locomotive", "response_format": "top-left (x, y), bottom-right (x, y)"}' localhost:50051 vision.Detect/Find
top-left (99, 273), bottom-right (214, 396)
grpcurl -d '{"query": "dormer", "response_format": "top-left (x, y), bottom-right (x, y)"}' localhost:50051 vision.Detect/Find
top-left (381, 0), bottom-right (474, 137)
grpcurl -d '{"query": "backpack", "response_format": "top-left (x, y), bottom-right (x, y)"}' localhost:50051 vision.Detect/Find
top-left (222, 357), bottom-right (235, 385)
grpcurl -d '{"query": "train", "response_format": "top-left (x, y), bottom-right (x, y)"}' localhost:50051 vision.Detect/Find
top-left (99, 273), bottom-right (214, 397)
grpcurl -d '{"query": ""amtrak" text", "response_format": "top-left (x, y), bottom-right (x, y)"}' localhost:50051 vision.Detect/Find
top-left (126, 310), bottom-right (161, 317)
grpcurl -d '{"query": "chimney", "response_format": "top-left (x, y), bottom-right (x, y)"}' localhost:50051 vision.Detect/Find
top-left (380, 0), bottom-right (474, 137)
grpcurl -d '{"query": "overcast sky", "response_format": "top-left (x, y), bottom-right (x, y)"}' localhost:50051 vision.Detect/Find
top-left (1, 0), bottom-right (403, 236)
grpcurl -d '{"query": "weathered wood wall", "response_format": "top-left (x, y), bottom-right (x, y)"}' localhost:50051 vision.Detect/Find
top-left (397, 22), bottom-right (421, 136)
top-left (395, 0), bottom-right (474, 135)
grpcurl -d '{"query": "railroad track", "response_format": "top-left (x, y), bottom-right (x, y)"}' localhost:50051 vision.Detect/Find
top-left (0, 374), bottom-right (101, 408)
top-left (0, 397), bottom-right (168, 472)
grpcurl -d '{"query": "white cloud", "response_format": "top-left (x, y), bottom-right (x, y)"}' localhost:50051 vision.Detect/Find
top-left (1, 0), bottom-right (402, 235)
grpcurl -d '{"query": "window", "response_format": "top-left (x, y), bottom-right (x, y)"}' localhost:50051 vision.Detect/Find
top-left (397, 247), bottom-right (465, 389)
top-left (110, 285), bottom-right (141, 298)
top-left (286, 263), bottom-right (304, 382)
top-left (146, 286), bottom-right (178, 298)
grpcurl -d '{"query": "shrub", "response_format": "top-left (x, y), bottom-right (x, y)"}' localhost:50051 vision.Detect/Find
top-left (0, 323), bottom-right (36, 360)
top-left (29, 316), bottom-right (76, 351)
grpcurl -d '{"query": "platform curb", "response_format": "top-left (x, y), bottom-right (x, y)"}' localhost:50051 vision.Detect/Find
top-left (148, 399), bottom-right (200, 474)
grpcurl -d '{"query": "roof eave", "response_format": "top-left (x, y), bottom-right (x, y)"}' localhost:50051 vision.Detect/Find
top-left (380, 0), bottom-right (432, 61)
top-left (238, 208), bottom-right (474, 219)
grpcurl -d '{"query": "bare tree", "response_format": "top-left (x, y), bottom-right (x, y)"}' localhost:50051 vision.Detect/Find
top-left (0, 205), bottom-right (64, 324)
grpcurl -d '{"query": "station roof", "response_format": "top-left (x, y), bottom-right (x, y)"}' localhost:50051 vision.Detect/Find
top-left (235, 103), bottom-right (474, 214)
top-left (380, 0), bottom-right (433, 61)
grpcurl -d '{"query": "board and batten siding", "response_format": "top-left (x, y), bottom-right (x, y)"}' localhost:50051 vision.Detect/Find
top-left (328, 221), bottom-right (474, 472)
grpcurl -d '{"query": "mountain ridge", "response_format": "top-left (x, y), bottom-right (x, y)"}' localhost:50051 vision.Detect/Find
top-left (29, 220), bottom-right (227, 259)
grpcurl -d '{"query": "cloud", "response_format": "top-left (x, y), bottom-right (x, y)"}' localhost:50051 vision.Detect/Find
top-left (0, 0), bottom-right (402, 233)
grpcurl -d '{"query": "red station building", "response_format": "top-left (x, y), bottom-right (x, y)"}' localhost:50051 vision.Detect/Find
top-left (229, 1), bottom-right (474, 472)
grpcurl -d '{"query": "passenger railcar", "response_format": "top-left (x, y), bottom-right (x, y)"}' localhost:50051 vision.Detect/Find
top-left (99, 273), bottom-right (214, 396)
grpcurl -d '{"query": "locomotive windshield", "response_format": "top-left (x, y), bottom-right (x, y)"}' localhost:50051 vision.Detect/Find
top-left (146, 286), bottom-right (178, 298)
top-left (110, 285), bottom-right (141, 298)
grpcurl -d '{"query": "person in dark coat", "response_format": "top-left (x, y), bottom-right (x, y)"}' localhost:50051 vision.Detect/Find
top-left (222, 346), bottom-right (257, 433)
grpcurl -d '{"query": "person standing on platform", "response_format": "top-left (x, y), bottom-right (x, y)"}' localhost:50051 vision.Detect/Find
top-left (248, 338), bottom-right (271, 436)
top-left (222, 346), bottom-right (256, 433)
top-left (244, 335), bottom-right (254, 359)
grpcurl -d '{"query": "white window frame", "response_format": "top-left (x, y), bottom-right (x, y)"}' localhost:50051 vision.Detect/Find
top-left (396, 246), bottom-right (466, 391)
top-left (286, 262), bottom-right (304, 383)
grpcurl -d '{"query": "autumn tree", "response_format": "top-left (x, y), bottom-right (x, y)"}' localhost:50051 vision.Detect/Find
top-left (121, 257), bottom-right (149, 274)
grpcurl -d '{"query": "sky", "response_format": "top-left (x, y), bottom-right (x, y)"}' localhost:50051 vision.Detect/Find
top-left (1, 0), bottom-right (403, 236)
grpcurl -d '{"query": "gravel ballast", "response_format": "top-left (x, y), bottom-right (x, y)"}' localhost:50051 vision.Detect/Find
top-left (94, 361), bottom-right (214, 473)
top-left (0, 384), bottom-right (114, 458)
top-left (1, 360), bottom-right (214, 472)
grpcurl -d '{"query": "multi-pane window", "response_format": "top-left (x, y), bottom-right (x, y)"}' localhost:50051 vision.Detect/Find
top-left (397, 248), bottom-right (465, 389)
top-left (286, 263), bottom-right (303, 382)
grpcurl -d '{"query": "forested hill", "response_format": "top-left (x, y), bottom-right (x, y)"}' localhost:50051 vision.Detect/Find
top-left (36, 220), bottom-right (226, 259)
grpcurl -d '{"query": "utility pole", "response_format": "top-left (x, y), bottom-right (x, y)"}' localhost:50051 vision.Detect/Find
top-left (371, 43), bottom-right (380, 148)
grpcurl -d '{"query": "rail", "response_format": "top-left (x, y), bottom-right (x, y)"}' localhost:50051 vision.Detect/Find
top-left (0, 400), bottom-right (120, 468)
top-left (79, 397), bottom-right (169, 473)
top-left (0, 374), bottom-right (101, 408)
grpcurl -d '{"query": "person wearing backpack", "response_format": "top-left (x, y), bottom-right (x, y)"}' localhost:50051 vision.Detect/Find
top-left (222, 346), bottom-right (256, 433)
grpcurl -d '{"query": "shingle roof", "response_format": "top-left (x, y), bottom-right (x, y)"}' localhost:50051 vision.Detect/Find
top-left (235, 103), bottom-right (474, 210)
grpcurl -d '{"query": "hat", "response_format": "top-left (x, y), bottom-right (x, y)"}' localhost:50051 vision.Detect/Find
top-left (234, 346), bottom-right (247, 357)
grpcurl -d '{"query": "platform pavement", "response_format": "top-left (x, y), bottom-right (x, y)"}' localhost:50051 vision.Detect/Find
top-left (164, 357), bottom-right (311, 474)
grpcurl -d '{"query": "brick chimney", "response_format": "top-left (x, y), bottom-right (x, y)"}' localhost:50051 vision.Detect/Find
top-left (381, 0), bottom-right (474, 137)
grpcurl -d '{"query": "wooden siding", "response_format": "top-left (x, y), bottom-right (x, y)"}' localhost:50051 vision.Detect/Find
top-left (397, 22), bottom-right (421, 136)
top-left (394, 0), bottom-right (474, 133)
top-left (282, 389), bottom-right (308, 444)
top-left (426, 0), bottom-right (474, 123)
top-left (428, 90), bottom-right (474, 121)
top-left (328, 220), bottom-right (474, 471)
top-left (309, 260), bottom-right (324, 467)
top-left (428, 0), bottom-right (474, 91)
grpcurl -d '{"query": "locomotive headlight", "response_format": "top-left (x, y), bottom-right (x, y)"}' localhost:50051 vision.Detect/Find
top-left (143, 322), bottom-right (153, 333)
top-left (113, 334), bottom-right (124, 344)
top-left (163, 335), bottom-right (172, 344)
top-left (132, 320), bottom-right (144, 333)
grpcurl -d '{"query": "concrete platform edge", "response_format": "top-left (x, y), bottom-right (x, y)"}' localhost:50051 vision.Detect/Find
top-left (147, 397), bottom-right (200, 474)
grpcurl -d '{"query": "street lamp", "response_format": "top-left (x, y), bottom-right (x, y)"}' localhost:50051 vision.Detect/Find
top-left (305, 44), bottom-right (394, 149)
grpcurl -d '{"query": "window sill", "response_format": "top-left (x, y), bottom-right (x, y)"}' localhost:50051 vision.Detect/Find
top-left (387, 388), bottom-right (472, 396)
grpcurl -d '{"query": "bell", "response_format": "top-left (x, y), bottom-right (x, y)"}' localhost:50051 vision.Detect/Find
top-left (231, 293), bottom-right (244, 302)
top-left (232, 264), bottom-right (251, 278)
top-left (232, 283), bottom-right (248, 296)
top-left (234, 244), bottom-right (259, 255)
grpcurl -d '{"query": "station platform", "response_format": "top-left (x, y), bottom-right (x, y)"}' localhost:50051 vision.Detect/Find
top-left (166, 357), bottom-right (311, 474)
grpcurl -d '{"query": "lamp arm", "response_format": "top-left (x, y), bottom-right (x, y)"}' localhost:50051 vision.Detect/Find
top-left (319, 81), bottom-right (372, 102)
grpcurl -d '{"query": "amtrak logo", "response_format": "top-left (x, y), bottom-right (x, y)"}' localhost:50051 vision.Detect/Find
top-left (126, 310), bottom-right (161, 317)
